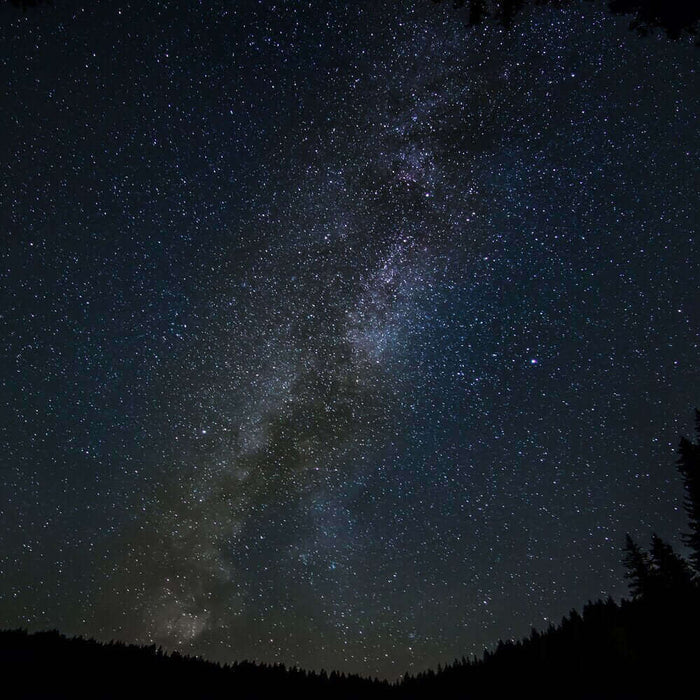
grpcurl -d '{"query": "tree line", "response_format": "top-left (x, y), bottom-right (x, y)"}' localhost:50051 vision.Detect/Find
top-left (431, 0), bottom-right (699, 39)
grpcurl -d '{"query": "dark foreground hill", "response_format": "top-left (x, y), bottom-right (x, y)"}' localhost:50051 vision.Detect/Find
top-left (3, 589), bottom-right (699, 699)
top-left (0, 627), bottom-right (388, 699)
top-left (402, 591), bottom-right (700, 698)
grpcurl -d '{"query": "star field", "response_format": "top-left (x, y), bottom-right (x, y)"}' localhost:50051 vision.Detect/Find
top-left (1, 0), bottom-right (698, 680)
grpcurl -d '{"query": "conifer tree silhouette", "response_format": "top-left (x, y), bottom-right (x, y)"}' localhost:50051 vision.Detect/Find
top-left (622, 533), bottom-right (652, 599)
top-left (649, 533), bottom-right (695, 596)
top-left (677, 410), bottom-right (700, 575)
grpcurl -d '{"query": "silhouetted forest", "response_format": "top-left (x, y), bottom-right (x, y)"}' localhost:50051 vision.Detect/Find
top-left (7, 0), bottom-right (699, 40)
top-left (431, 0), bottom-right (699, 39)
top-left (3, 411), bottom-right (700, 697)
top-left (0, 627), bottom-right (393, 699)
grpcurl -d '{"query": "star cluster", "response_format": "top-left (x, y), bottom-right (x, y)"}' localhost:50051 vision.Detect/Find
top-left (1, 0), bottom-right (698, 680)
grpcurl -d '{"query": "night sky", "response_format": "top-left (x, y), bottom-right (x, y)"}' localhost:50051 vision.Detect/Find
top-left (1, 0), bottom-right (698, 681)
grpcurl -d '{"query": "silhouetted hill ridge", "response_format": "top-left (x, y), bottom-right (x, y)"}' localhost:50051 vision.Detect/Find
top-left (3, 588), bottom-right (699, 699)
top-left (0, 627), bottom-right (389, 699)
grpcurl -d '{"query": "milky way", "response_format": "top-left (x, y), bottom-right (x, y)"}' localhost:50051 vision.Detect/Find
top-left (1, 0), bottom-right (698, 679)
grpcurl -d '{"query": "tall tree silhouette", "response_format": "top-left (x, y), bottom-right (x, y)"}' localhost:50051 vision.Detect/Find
top-left (677, 409), bottom-right (700, 574)
top-left (622, 533), bottom-right (652, 599)
top-left (649, 533), bottom-right (695, 595)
